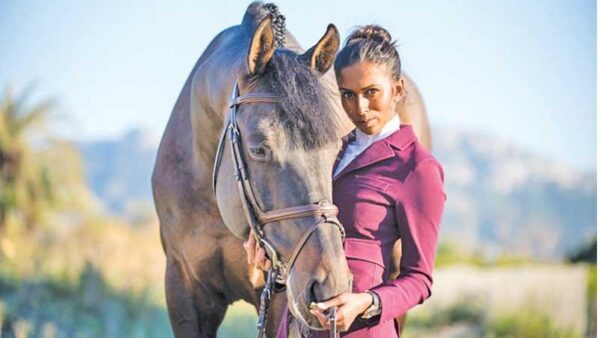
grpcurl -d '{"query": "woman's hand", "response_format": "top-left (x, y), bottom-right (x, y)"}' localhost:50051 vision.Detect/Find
top-left (243, 232), bottom-right (271, 271)
top-left (309, 292), bottom-right (373, 332)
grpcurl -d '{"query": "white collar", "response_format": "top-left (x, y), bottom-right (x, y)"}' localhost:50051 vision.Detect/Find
top-left (354, 114), bottom-right (401, 147)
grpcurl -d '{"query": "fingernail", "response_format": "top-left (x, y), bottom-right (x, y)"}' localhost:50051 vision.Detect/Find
top-left (316, 303), bottom-right (327, 310)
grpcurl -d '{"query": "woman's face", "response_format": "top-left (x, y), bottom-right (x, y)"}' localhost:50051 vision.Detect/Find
top-left (337, 62), bottom-right (404, 135)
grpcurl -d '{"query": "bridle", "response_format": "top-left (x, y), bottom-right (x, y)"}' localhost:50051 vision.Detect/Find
top-left (212, 81), bottom-right (344, 338)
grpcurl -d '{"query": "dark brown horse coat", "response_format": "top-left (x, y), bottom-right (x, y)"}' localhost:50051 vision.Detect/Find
top-left (152, 3), bottom-right (432, 337)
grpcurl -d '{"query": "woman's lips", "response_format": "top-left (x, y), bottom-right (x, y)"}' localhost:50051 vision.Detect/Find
top-left (357, 117), bottom-right (375, 125)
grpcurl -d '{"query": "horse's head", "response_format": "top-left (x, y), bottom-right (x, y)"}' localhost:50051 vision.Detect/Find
top-left (214, 15), bottom-right (352, 329)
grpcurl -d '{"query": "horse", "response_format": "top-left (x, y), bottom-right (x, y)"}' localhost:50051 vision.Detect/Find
top-left (152, 2), bottom-right (431, 337)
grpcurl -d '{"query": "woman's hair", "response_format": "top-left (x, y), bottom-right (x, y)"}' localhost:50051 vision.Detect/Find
top-left (334, 25), bottom-right (401, 81)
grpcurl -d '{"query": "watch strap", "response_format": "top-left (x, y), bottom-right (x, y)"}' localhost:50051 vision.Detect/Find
top-left (361, 290), bottom-right (382, 319)
top-left (367, 290), bottom-right (381, 313)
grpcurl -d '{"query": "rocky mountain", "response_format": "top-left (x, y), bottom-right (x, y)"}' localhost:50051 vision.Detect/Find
top-left (78, 128), bottom-right (596, 260)
top-left (432, 128), bottom-right (596, 260)
top-left (77, 129), bottom-right (159, 222)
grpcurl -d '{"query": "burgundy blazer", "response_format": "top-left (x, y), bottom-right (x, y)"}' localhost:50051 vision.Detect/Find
top-left (277, 125), bottom-right (446, 338)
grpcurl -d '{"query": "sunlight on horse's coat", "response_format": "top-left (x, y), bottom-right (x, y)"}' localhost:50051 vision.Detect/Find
top-left (152, 2), bottom-right (430, 337)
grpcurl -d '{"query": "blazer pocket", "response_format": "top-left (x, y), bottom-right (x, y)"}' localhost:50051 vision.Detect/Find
top-left (350, 175), bottom-right (395, 231)
top-left (343, 238), bottom-right (385, 293)
top-left (352, 174), bottom-right (391, 192)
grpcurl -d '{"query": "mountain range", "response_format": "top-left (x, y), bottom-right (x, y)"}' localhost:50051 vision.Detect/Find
top-left (77, 128), bottom-right (597, 260)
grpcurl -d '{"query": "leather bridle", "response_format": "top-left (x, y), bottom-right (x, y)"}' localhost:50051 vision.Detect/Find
top-left (212, 81), bottom-right (344, 338)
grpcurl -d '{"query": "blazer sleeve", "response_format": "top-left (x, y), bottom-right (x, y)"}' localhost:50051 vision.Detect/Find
top-left (370, 158), bottom-right (446, 324)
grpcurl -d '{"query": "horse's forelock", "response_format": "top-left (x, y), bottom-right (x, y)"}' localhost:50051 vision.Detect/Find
top-left (249, 50), bottom-right (341, 150)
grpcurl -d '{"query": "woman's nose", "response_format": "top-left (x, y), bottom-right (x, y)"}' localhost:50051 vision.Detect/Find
top-left (356, 96), bottom-right (369, 115)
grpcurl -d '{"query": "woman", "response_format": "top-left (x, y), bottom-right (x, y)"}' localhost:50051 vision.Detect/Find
top-left (245, 25), bottom-right (446, 337)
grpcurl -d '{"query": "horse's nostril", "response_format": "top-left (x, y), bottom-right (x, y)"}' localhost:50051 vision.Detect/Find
top-left (309, 280), bottom-right (318, 303)
top-left (310, 279), bottom-right (330, 304)
top-left (309, 278), bottom-right (330, 304)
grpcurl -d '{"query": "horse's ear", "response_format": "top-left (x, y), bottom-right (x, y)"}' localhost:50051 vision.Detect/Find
top-left (301, 24), bottom-right (340, 74)
top-left (247, 15), bottom-right (276, 76)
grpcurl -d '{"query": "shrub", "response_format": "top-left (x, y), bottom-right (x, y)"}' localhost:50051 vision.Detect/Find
top-left (487, 310), bottom-right (580, 338)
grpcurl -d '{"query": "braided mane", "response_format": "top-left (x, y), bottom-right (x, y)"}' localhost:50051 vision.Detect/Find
top-left (264, 3), bottom-right (286, 48)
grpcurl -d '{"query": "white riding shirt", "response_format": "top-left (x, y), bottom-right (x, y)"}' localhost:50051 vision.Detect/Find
top-left (333, 114), bottom-right (401, 177)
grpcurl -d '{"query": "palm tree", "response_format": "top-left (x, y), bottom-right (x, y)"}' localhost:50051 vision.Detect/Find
top-left (0, 85), bottom-right (54, 229)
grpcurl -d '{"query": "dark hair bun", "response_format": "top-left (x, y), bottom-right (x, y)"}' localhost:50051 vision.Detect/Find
top-left (335, 24), bottom-right (402, 81)
top-left (347, 25), bottom-right (393, 45)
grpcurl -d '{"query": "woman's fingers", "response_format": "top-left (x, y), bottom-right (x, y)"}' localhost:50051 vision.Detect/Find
top-left (243, 242), bottom-right (253, 265)
top-left (243, 232), bottom-right (257, 264)
top-left (262, 258), bottom-right (272, 271)
top-left (335, 309), bottom-right (352, 331)
top-left (315, 294), bottom-right (346, 311)
top-left (311, 307), bottom-right (350, 332)
top-left (243, 232), bottom-right (270, 271)
top-left (310, 308), bottom-right (329, 328)
top-left (255, 243), bottom-right (265, 264)
top-left (255, 244), bottom-right (270, 271)
top-left (310, 294), bottom-right (359, 332)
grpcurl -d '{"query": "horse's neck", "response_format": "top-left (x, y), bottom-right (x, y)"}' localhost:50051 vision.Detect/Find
top-left (154, 25), bottom-right (249, 207)
top-left (188, 28), bottom-right (249, 170)
top-left (397, 73), bottom-right (431, 150)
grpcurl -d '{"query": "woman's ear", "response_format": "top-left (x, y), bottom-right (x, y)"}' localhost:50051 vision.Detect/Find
top-left (392, 78), bottom-right (405, 104)
top-left (247, 15), bottom-right (276, 76)
top-left (300, 24), bottom-right (340, 75)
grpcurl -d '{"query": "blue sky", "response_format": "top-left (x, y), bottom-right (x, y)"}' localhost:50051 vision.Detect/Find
top-left (0, 0), bottom-right (596, 171)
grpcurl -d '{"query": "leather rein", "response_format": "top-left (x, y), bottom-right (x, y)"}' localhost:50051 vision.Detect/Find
top-left (212, 82), bottom-right (343, 338)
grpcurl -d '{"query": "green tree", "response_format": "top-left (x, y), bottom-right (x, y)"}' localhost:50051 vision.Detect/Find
top-left (0, 85), bottom-right (55, 229)
top-left (568, 237), bottom-right (596, 264)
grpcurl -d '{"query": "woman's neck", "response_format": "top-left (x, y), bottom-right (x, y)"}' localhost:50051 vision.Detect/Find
top-left (355, 114), bottom-right (401, 145)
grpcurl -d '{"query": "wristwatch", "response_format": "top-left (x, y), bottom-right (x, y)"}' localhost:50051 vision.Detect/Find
top-left (361, 290), bottom-right (382, 319)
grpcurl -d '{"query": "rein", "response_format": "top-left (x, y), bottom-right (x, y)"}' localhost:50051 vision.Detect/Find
top-left (212, 82), bottom-right (343, 338)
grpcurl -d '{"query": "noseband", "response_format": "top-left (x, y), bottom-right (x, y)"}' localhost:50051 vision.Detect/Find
top-left (212, 82), bottom-right (344, 337)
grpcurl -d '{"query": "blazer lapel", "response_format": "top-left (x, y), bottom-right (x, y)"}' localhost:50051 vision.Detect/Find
top-left (333, 139), bottom-right (395, 181)
top-left (332, 131), bottom-right (355, 177)
top-left (332, 125), bottom-right (417, 181)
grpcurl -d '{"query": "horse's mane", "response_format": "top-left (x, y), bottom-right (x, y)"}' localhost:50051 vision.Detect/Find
top-left (259, 50), bottom-right (342, 150)
top-left (242, 2), bottom-right (342, 150)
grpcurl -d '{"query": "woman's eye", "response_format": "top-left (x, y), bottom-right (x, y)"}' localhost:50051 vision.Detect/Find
top-left (365, 88), bottom-right (378, 97)
top-left (341, 91), bottom-right (354, 99)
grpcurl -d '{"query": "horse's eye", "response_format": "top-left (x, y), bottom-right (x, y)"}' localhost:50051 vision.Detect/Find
top-left (250, 147), bottom-right (266, 156)
top-left (248, 142), bottom-right (271, 160)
